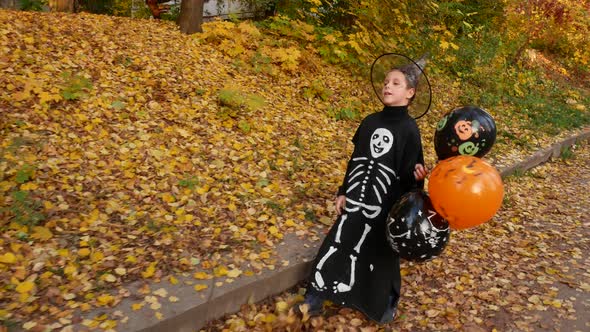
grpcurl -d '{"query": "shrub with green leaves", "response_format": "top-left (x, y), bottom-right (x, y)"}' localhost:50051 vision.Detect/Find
top-left (1, 164), bottom-right (45, 230)
top-left (218, 88), bottom-right (265, 112)
top-left (4, 190), bottom-right (45, 229)
top-left (60, 72), bottom-right (93, 101)
top-left (302, 80), bottom-right (332, 101)
top-left (328, 107), bottom-right (359, 121)
top-left (19, 0), bottom-right (47, 11)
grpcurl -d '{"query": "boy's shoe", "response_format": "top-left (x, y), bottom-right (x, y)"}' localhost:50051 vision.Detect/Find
top-left (294, 294), bottom-right (323, 316)
top-left (379, 296), bottom-right (399, 324)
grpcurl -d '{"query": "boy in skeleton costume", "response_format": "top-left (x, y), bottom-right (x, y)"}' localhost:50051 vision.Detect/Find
top-left (299, 54), bottom-right (430, 323)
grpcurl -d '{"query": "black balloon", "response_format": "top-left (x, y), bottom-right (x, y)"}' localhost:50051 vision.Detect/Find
top-left (434, 106), bottom-right (497, 160)
top-left (386, 190), bottom-right (450, 262)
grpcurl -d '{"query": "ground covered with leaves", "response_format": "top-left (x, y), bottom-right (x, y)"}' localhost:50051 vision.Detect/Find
top-left (206, 141), bottom-right (590, 331)
top-left (0, 10), bottom-right (588, 330)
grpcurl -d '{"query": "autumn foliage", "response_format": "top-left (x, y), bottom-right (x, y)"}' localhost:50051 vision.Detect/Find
top-left (0, 2), bottom-right (589, 330)
top-left (0, 11), bottom-right (372, 328)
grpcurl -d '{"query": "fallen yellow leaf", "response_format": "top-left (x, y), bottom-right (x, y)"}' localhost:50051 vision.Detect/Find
top-left (193, 271), bottom-right (212, 280)
top-left (0, 252), bottom-right (16, 264)
top-left (169, 275), bottom-right (179, 285)
top-left (153, 288), bottom-right (168, 298)
top-left (97, 294), bottom-right (114, 306)
top-left (214, 266), bottom-right (228, 277)
top-left (275, 301), bottom-right (288, 313)
top-left (78, 248), bottom-right (91, 257)
top-left (194, 284), bottom-right (208, 291)
top-left (31, 226), bottom-right (53, 241)
top-left (15, 281), bottom-right (35, 294)
top-left (102, 274), bottom-right (117, 283)
top-left (226, 269), bottom-right (242, 278)
top-left (131, 302), bottom-right (144, 311)
top-left (142, 262), bottom-right (157, 279)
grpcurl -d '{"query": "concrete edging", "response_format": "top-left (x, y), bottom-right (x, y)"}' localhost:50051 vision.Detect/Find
top-left (499, 128), bottom-right (590, 178)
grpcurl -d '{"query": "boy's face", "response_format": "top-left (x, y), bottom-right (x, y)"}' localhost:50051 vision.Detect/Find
top-left (382, 70), bottom-right (415, 107)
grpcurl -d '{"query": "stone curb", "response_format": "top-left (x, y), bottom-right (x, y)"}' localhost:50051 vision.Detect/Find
top-left (15, 128), bottom-right (588, 332)
top-left (499, 128), bottom-right (590, 178)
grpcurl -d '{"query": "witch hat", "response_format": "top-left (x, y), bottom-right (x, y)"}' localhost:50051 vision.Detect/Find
top-left (370, 53), bottom-right (432, 119)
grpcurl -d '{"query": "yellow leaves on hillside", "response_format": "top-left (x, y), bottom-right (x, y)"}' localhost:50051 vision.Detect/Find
top-left (0, 10), bottom-right (368, 329)
top-left (198, 19), bottom-right (309, 73)
top-left (304, 0), bottom-right (322, 6)
top-left (262, 46), bottom-right (301, 71)
top-left (505, 0), bottom-right (590, 68)
top-left (237, 21), bottom-right (261, 37)
top-left (439, 40), bottom-right (459, 51)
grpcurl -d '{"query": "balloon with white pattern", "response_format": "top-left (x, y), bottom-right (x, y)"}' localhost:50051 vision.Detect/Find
top-left (386, 190), bottom-right (450, 262)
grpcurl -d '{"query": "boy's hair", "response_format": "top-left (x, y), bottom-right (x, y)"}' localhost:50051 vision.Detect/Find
top-left (389, 67), bottom-right (417, 104)
top-left (391, 54), bottom-right (428, 104)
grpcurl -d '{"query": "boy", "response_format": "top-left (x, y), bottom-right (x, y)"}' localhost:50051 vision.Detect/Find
top-left (299, 54), bottom-right (429, 323)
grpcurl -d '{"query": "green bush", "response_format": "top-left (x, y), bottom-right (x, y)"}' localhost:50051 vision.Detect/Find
top-left (60, 72), bottom-right (93, 101)
top-left (19, 0), bottom-right (47, 11)
top-left (77, 0), bottom-right (114, 14)
top-left (3, 190), bottom-right (45, 229)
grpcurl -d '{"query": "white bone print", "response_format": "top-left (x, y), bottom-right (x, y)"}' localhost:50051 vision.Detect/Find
top-left (313, 246), bottom-right (338, 290)
top-left (335, 214), bottom-right (348, 243)
top-left (333, 255), bottom-right (357, 293)
top-left (314, 271), bottom-right (325, 288)
top-left (353, 224), bottom-right (372, 253)
top-left (316, 246), bottom-right (338, 270)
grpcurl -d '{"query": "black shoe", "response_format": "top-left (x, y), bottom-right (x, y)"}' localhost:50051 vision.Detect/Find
top-left (379, 296), bottom-right (399, 323)
top-left (295, 294), bottom-right (323, 316)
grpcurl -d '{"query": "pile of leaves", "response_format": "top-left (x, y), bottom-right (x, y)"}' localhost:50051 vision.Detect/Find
top-left (207, 141), bottom-right (590, 331)
top-left (0, 10), bottom-right (588, 330)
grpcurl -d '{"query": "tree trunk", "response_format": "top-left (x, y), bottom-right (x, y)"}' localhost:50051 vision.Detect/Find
top-left (0, 0), bottom-right (18, 9)
top-left (178, 0), bottom-right (204, 34)
top-left (50, 0), bottom-right (74, 12)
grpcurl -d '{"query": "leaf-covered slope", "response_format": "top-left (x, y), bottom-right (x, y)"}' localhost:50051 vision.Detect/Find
top-left (0, 10), bottom-right (376, 325)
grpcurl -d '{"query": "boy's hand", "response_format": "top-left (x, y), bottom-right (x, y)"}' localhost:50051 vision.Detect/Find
top-left (335, 195), bottom-right (346, 215)
top-left (414, 163), bottom-right (428, 181)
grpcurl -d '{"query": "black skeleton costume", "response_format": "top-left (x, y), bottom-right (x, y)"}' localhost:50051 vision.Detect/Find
top-left (304, 54), bottom-right (429, 323)
top-left (306, 106), bottom-right (424, 322)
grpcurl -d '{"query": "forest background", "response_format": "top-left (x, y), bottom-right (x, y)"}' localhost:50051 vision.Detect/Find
top-left (1, 0), bottom-right (589, 330)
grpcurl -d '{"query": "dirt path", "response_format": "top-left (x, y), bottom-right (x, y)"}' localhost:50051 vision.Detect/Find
top-left (205, 140), bottom-right (590, 332)
top-left (476, 142), bottom-right (590, 332)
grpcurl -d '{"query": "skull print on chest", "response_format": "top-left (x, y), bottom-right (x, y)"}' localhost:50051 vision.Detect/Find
top-left (370, 128), bottom-right (393, 158)
top-left (311, 127), bottom-right (400, 295)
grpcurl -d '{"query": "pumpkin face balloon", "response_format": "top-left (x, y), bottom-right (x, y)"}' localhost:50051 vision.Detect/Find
top-left (386, 190), bottom-right (450, 262)
top-left (428, 156), bottom-right (504, 230)
top-left (434, 106), bottom-right (496, 160)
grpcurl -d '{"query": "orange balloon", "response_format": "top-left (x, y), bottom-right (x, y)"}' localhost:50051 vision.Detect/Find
top-left (428, 156), bottom-right (504, 230)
